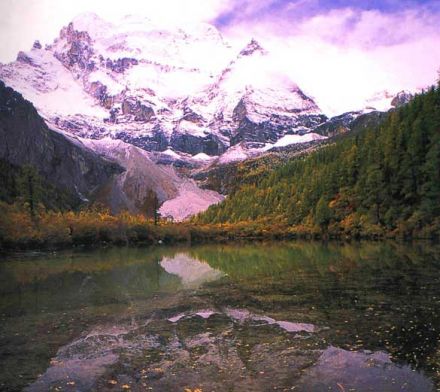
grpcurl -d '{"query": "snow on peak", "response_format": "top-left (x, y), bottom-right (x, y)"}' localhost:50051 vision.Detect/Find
top-left (192, 152), bottom-right (215, 161)
top-left (163, 148), bottom-right (182, 159)
top-left (71, 12), bottom-right (113, 39)
top-left (217, 144), bottom-right (248, 164)
top-left (0, 12), bottom-right (327, 164)
top-left (364, 90), bottom-right (394, 112)
top-left (272, 133), bottom-right (326, 148)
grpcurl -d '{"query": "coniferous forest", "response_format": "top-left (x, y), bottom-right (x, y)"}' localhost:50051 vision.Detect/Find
top-left (195, 85), bottom-right (440, 239)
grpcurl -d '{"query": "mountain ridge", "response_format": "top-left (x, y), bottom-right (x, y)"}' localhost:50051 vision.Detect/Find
top-left (0, 13), bottom-right (419, 221)
top-left (0, 13), bottom-right (330, 159)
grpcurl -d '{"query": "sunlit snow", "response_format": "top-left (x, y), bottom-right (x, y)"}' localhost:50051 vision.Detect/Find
top-left (272, 133), bottom-right (326, 148)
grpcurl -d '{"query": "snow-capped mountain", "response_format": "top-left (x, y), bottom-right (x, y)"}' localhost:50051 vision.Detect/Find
top-left (0, 12), bottom-right (327, 159)
top-left (0, 13), bottom-right (419, 220)
top-left (0, 78), bottom-right (223, 220)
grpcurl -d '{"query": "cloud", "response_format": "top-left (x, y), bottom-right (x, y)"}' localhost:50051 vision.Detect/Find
top-left (298, 7), bottom-right (440, 48)
top-left (218, 3), bottom-right (440, 114)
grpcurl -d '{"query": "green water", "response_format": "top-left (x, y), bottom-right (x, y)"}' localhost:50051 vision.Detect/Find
top-left (0, 242), bottom-right (439, 391)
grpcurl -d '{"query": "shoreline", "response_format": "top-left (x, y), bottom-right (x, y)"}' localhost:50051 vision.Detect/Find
top-left (1, 222), bottom-right (438, 253)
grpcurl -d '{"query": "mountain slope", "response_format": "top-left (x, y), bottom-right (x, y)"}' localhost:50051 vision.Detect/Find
top-left (0, 81), bottom-right (121, 208)
top-left (82, 138), bottom-right (224, 220)
top-left (195, 87), bottom-right (440, 238)
top-left (0, 80), bottom-right (223, 220)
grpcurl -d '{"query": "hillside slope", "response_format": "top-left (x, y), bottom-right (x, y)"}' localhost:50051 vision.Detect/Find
top-left (195, 87), bottom-right (440, 238)
top-left (82, 138), bottom-right (223, 220)
top-left (0, 81), bottom-right (121, 208)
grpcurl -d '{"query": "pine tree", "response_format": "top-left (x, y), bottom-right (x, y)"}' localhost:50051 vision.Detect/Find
top-left (142, 189), bottom-right (160, 224)
top-left (315, 196), bottom-right (333, 233)
top-left (16, 165), bottom-right (43, 219)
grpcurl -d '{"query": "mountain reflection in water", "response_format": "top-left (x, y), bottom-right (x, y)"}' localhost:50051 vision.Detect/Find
top-left (160, 253), bottom-right (224, 288)
top-left (0, 241), bottom-right (439, 391)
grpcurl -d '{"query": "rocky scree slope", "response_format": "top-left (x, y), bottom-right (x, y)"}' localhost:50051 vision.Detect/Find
top-left (81, 138), bottom-right (224, 220)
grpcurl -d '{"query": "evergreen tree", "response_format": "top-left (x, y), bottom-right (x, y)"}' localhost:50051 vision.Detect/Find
top-left (315, 196), bottom-right (333, 233)
top-left (16, 165), bottom-right (43, 219)
top-left (142, 189), bottom-right (160, 225)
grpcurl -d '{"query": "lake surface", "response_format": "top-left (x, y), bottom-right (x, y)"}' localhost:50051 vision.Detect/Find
top-left (1, 241), bottom-right (440, 391)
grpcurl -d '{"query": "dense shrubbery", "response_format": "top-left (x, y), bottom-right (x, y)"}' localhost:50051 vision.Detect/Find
top-left (0, 202), bottom-right (193, 249)
top-left (195, 86), bottom-right (440, 240)
top-left (0, 201), bottom-right (325, 249)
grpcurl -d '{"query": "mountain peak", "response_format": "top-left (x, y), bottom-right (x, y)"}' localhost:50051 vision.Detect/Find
top-left (0, 14), bottom-right (327, 163)
top-left (239, 39), bottom-right (267, 57)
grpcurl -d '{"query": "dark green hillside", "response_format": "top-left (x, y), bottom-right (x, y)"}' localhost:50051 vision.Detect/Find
top-left (195, 86), bottom-right (440, 239)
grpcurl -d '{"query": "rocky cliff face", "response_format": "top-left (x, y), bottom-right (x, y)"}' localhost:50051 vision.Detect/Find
top-left (0, 13), bottom-right (328, 160)
top-left (0, 81), bottom-right (121, 206)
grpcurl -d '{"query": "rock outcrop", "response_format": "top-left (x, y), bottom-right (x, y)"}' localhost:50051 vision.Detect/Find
top-left (0, 81), bottom-right (121, 206)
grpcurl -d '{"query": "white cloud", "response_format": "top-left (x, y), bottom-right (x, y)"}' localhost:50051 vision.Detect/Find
top-left (220, 7), bottom-right (440, 114)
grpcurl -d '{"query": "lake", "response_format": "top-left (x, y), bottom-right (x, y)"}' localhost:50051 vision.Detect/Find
top-left (0, 241), bottom-right (439, 391)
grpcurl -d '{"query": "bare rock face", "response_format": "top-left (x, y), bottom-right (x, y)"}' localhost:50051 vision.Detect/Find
top-left (55, 22), bottom-right (95, 71)
top-left (229, 88), bottom-right (326, 148)
top-left (170, 132), bottom-right (226, 156)
top-left (239, 38), bottom-right (267, 57)
top-left (104, 57), bottom-right (138, 73)
top-left (121, 98), bottom-right (155, 122)
top-left (314, 110), bottom-right (388, 138)
top-left (0, 81), bottom-right (121, 206)
top-left (182, 107), bottom-right (204, 124)
top-left (32, 40), bottom-right (42, 50)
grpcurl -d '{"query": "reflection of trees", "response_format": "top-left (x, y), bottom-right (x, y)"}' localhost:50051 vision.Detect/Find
top-left (0, 246), bottom-right (186, 316)
top-left (190, 241), bottom-right (440, 376)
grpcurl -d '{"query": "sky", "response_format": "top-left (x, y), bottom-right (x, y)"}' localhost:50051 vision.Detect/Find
top-left (0, 0), bottom-right (439, 114)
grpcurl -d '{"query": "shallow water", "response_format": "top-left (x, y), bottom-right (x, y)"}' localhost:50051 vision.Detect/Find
top-left (1, 241), bottom-right (439, 391)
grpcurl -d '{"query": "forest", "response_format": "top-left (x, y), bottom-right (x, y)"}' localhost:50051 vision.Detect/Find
top-left (195, 85), bottom-right (440, 239)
